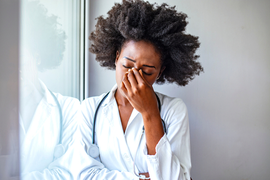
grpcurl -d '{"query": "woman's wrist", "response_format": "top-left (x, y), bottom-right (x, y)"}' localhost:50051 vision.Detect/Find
top-left (141, 108), bottom-right (160, 122)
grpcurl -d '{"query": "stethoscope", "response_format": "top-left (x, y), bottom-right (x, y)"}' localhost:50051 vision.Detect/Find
top-left (88, 91), bottom-right (167, 179)
top-left (48, 90), bottom-right (65, 160)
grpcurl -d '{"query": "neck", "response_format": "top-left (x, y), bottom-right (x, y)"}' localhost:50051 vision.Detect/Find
top-left (115, 89), bottom-right (131, 107)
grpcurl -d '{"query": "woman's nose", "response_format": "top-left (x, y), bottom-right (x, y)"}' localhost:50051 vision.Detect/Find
top-left (133, 64), bottom-right (142, 70)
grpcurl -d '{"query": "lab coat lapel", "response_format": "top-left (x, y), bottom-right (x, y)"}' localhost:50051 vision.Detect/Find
top-left (125, 108), bottom-right (139, 132)
top-left (102, 99), bottom-right (125, 138)
top-left (102, 97), bottom-right (140, 136)
top-left (101, 84), bottom-right (141, 162)
top-left (21, 82), bottom-right (57, 149)
top-left (100, 85), bottom-right (125, 138)
top-left (102, 98), bottom-right (140, 159)
top-left (22, 99), bottom-right (52, 146)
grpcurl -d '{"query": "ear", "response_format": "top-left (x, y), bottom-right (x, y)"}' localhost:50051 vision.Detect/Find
top-left (115, 51), bottom-right (120, 65)
top-left (157, 66), bottom-right (166, 79)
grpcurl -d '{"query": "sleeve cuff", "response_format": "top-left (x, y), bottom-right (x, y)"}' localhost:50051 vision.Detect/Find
top-left (143, 133), bottom-right (168, 161)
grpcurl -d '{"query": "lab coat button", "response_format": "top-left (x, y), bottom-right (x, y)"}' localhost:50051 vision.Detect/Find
top-left (126, 154), bottom-right (132, 162)
top-left (123, 153), bottom-right (128, 159)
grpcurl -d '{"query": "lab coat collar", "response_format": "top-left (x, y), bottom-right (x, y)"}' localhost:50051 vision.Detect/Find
top-left (39, 80), bottom-right (58, 107)
top-left (100, 84), bottom-right (118, 107)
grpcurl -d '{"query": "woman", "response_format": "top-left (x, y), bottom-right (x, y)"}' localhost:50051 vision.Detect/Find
top-left (78, 0), bottom-right (203, 179)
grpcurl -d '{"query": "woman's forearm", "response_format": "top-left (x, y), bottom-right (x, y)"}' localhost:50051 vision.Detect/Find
top-left (142, 112), bottom-right (164, 155)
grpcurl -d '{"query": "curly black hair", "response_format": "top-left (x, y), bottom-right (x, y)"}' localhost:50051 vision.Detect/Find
top-left (89, 0), bottom-right (203, 86)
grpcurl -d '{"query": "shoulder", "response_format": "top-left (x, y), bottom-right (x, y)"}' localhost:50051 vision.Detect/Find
top-left (53, 93), bottom-right (80, 121)
top-left (54, 93), bottom-right (80, 109)
top-left (80, 93), bottom-right (108, 119)
top-left (155, 92), bottom-right (188, 126)
top-left (81, 93), bottom-right (108, 109)
top-left (155, 92), bottom-right (187, 112)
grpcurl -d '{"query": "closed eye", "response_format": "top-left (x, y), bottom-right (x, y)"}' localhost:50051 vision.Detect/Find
top-left (123, 65), bottom-right (132, 69)
top-left (123, 65), bottom-right (153, 76)
top-left (142, 71), bottom-right (152, 76)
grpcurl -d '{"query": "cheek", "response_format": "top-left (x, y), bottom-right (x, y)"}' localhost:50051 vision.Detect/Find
top-left (142, 67), bottom-right (161, 85)
top-left (115, 64), bottom-right (126, 84)
top-left (145, 76), bottom-right (157, 85)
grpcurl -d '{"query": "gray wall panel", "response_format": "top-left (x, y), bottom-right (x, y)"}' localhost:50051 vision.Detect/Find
top-left (0, 0), bottom-right (20, 179)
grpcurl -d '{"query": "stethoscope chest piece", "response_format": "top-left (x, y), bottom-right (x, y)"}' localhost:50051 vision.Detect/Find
top-left (54, 144), bottom-right (65, 159)
top-left (88, 144), bottom-right (100, 158)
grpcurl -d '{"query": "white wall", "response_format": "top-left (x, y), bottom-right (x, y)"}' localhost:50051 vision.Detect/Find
top-left (0, 0), bottom-right (20, 179)
top-left (87, 0), bottom-right (270, 180)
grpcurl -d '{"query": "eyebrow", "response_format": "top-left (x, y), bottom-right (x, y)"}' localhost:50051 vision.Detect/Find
top-left (124, 56), bottom-right (156, 69)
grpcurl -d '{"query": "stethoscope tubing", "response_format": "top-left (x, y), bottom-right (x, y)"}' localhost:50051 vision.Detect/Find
top-left (49, 89), bottom-right (63, 144)
top-left (48, 89), bottom-right (66, 160)
top-left (92, 91), bottom-right (110, 144)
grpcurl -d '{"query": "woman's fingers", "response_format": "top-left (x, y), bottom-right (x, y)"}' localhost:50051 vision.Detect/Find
top-left (127, 69), bottom-right (138, 88)
top-left (120, 81), bottom-right (128, 94)
top-left (133, 68), bottom-right (146, 85)
top-left (121, 68), bottom-right (157, 114)
top-left (121, 72), bottom-right (131, 94)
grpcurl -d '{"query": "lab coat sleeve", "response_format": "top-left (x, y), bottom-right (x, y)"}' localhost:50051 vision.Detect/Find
top-left (21, 96), bottom-right (81, 180)
top-left (76, 97), bottom-right (140, 180)
top-left (143, 97), bottom-right (191, 180)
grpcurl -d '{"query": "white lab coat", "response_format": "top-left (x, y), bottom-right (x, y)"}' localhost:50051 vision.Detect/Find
top-left (20, 82), bottom-right (80, 179)
top-left (78, 84), bottom-right (191, 180)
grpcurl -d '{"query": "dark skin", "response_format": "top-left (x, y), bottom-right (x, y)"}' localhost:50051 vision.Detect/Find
top-left (114, 40), bottom-right (165, 179)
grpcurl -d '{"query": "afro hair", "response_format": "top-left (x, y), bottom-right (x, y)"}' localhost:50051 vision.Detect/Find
top-left (89, 0), bottom-right (203, 86)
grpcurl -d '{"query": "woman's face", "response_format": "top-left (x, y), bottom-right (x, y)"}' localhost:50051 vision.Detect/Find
top-left (115, 40), bottom-right (163, 89)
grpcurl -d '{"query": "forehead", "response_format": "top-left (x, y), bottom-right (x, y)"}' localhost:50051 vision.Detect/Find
top-left (120, 40), bottom-right (161, 65)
